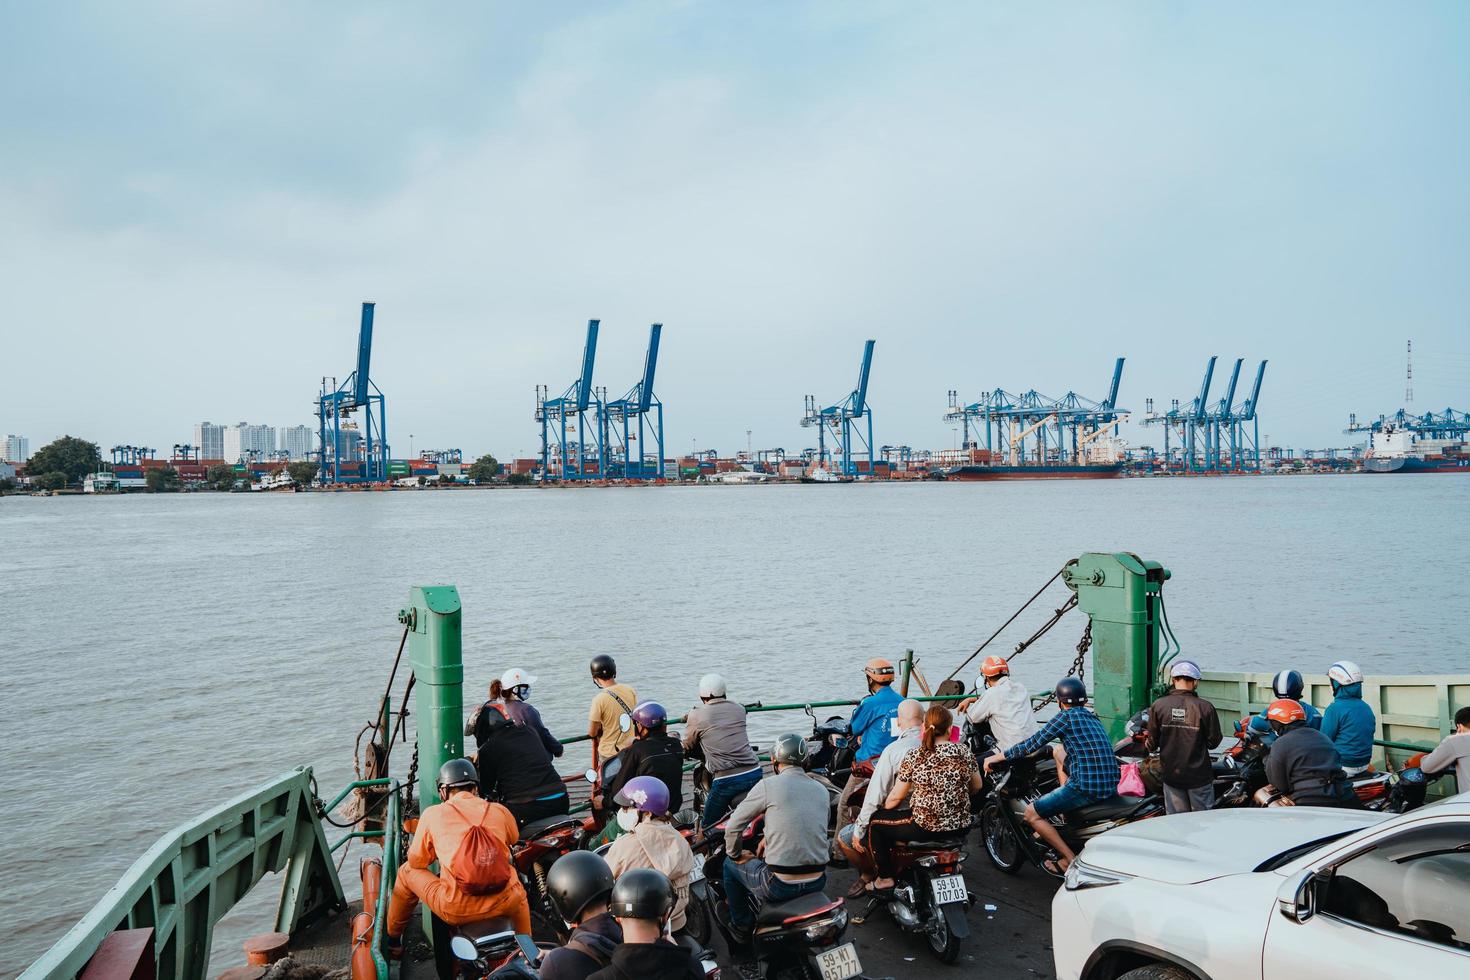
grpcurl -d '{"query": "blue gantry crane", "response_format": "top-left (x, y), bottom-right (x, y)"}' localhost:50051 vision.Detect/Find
top-left (1141, 357), bottom-right (1267, 472)
top-left (316, 302), bottom-right (389, 484)
top-left (801, 340), bottom-right (876, 477)
top-left (944, 358), bottom-right (1127, 466)
top-left (602, 323), bottom-right (665, 480)
top-left (536, 320), bottom-right (605, 481)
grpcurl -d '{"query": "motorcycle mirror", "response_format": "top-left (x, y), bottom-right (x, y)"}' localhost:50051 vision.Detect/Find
top-left (584, 769), bottom-right (598, 783)
top-left (450, 935), bottom-right (479, 961)
top-left (618, 712), bottom-right (632, 733)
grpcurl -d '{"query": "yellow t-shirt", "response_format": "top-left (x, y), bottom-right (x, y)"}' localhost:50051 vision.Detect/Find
top-left (589, 683), bottom-right (638, 760)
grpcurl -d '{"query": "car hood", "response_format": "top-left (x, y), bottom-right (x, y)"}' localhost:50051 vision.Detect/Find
top-left (1080, 807), bottom-right (1388, 884)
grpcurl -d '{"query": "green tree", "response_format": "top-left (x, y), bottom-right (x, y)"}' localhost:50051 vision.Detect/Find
top-left (0, 477), bottom-right (16, 493)
top-left (286, 461), bottom-right (319, 485)
top-left (205, 464), bottom-right (237, 491)
top-left (35, 470), bottom-right (68, 490)
top-left (506, 472), bottom-right (531, 486)
top-left (467, 454), bottom-right (501, 482)
top-left (26, 436), bottom-right (100, 486)
top-left (146, 467), bottom-right (182, 493)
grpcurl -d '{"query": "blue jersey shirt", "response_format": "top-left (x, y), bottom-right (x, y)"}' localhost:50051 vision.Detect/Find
top-left (850, 684), bottom-right (902, 763)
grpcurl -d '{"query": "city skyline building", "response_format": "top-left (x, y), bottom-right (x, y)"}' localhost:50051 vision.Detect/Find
top-left (278, 424), bottom-right (314, 461)
top-left (3, 434), bottom-right (30, 463)
top-left (192, 422), bottom-right (224, 461)
top-left (222, 422), bottom-right (276, 464)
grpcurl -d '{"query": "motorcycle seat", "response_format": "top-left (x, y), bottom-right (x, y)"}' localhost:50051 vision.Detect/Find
top-left (756, 892), bottom-right (843, 925)
top-left (896, 836), bottom-right (966, 850)
top-left (519, 814), bottom-right (583, 839)
top-left (458, 915), bottom-right (517, 940)
top-left (1069, 794), bottom-right (1146, 822)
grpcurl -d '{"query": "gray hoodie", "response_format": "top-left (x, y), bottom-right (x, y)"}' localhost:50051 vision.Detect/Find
top-left (724, 766), bottom-right (830, 874)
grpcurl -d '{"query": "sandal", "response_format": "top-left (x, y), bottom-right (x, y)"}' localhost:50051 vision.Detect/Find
top-left (846, 878), bottom-right (871, 899)
top-left (865, 879), bottom-right (895, 894)
top-left (1041, 857), bottom-right (1069, 876)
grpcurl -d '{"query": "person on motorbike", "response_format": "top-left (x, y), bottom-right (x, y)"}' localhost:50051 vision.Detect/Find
top-left (604, 776), bottom-right (701, 935)
top-left (866, 705), bottom-right (980, 893)
top-left (983, 677), bottom-right (1119, 874)
top-left (682, 672), bottom-right (761, 834)
top-left (722, 733), bottom-right (831, 945)
top-left (588, 655), bottom-right (638, 776)
top-left (474, 702), bottom-right (571, 827)
top-left (541, 851), bottom-right (622, 980)
top-left (957, 655), bottom-right (1038, 752)
top-left (1262, 698), bottom-right (1360, 807)
top-left (588, 869), bottom-right (704, 980)
top-left (1320, 660), bottom-right (1377, 776)
top-left (836, 698), bottom-right (923, 896)
top-left (595, 702), bottom-right (684, 846)
top-left (1246, 669), bottom-right (1322, 739)
top-left (384, 759), bottom-right (531, 956)
top-left (1145, 660), bottom-right (1222, 813)
top-left (1420, 706), bottom-right (1470, 793)
top-left (838, 658), bottom-right (902, 825)
top-left (471, 667), bottom-right (564, 759)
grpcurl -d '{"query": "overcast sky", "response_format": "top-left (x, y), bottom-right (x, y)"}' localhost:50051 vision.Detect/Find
top-left (4, 2), bottom-right (1468, 458)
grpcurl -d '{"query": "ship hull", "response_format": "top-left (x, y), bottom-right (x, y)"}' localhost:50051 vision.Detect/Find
top-left (945, 463), bottom-right (1124, 480)
top-left (1363, 456), bottom-right (1470, 474)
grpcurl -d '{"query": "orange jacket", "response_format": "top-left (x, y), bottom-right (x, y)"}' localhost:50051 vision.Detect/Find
top-left (408, 794), bottom-right (520, 878)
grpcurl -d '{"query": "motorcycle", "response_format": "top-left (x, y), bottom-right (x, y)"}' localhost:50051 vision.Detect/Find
top-left (804, 706), bottom-right (856, 790)
top-left (445, 925), bottom-right (541, 979)
top-left (1383, 753), bottom-right (1451, 813)
top-left (851, 835), bottom-right (973, 963)
top-left (978, 748), bottom-right (1162, 878)
top-left (1212, 717), bottom-right (1393, 810)
top-left (510, 810), bottom-right (597, 942)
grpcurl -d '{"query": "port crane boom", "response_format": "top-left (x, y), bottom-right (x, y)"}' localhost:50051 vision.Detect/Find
top-left (316, 302), bottom-right (389, 484)
top-left (801, 340), bottom-right (876, 478)
top-left (537, 320), bottom-right (605, 481)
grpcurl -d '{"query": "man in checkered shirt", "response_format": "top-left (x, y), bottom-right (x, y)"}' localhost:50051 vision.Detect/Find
top-left (983, 676), bottom-right (1119, 873)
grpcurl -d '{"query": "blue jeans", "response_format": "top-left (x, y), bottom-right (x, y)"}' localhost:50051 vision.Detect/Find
top-left (722, 857), bottom-right (826, 929)
top-left (702, 768), bottom-right (762, 832)
top-left (1033, 782), bottom-right (1101, 819)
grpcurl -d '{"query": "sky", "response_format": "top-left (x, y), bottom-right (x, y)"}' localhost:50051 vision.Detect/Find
top-left (3, 1), bottom-right (1468, 459)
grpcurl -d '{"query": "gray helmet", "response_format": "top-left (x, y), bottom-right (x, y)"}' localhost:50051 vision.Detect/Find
top-left (546, 851), bottom-right (615, 923)
top-left (608, 867), bottom-right (675, 921)
top-left (436, 758), bottom-right (478, 794)
top-left (771, 732), bottom-right (809, 767)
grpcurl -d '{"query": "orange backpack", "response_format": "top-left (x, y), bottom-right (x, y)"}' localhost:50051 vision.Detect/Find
top-left (445, 800), bottom-right (513, 895)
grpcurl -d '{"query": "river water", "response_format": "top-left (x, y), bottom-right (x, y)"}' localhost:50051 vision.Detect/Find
top-left (3, 476), bottom-right (1468, 974)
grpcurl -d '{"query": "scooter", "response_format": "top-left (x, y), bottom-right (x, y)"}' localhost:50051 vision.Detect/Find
top-left (1383, 753), bottom-right (1451, 813)
top-left (978, 748), bottom-right (1162, 878)
top-left (851, 835), bottom-right (973, 963)
top-left (447, 923), bottom-right (723, 979)
top-left (509, 811), bottom-right (596, 942)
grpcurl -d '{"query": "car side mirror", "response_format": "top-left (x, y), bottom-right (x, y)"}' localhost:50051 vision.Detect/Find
top-left (1276, 869), bottom-right (1320, 924)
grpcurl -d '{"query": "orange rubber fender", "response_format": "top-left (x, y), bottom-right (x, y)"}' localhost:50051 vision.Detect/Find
top-left (403, 817), bottom-right (420, 835)
top-left (361, 856), bottom-right (383, 910)
top-left (349, 912), bottom-right (376, 980)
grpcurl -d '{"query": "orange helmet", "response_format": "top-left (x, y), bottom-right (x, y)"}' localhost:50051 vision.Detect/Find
top-left (864, 658), bottom-right (895, 684)
top-left (980, 656), bottom-right (1009, 679)
top-left (1265, 698), bottom-right (1306, 726)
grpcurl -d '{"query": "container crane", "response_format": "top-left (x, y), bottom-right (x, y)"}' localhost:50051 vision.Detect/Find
top-left (536, 320), bottom-right (605, 481)
top-left (316, 302), bottom-right (389, 484)
top-left (801, 340), bottom-right (875, 477)
top-left (602, 323), bottom-right (665, 479)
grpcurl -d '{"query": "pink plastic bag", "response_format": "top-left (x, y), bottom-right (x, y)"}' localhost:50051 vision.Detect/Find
top-left (1117, 762), bottom-right (1145, 797)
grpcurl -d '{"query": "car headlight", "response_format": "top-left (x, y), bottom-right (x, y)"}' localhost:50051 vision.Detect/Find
top-left (1064, 860), bottom-right (1134, 891)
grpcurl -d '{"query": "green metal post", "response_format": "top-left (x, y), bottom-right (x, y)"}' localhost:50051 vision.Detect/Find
top-left (1062, 553), bottom-right (1171, 739)
top-left (898, 649), bottom-right (914, 697)
top-left (400, 585), bottom-right (464, 807)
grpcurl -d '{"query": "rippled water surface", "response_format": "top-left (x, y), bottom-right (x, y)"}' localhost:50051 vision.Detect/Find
top-left (4, 476), bottom-right (1468, 974)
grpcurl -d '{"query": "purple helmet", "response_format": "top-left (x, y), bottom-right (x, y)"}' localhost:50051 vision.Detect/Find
top-left (631, 701), bottom-right (667, 731)
top-left (613, 775), bottom-right (670, 816)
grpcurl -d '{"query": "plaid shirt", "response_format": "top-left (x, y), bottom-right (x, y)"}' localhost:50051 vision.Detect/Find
top-left (1005, 707), bottom-right (1120, 800)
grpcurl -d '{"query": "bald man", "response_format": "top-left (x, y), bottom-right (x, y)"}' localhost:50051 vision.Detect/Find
top-left (836, 699), bottom-right (924, 892)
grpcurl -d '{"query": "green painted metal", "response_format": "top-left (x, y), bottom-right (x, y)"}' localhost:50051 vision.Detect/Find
top-left (370, 781), bottom-right (401, 980)
top-left (22, 767), bottom-right (344, 980)
top-left (1063, 552), bottom-right (1171, 739)
top-left (401, 585), bottom-right (465, 807)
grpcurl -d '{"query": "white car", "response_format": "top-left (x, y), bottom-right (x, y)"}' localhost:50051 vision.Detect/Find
top-left (1052, 792), bottom-right (1470, 979)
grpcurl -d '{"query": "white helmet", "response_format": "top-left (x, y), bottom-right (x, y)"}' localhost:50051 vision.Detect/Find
top-left (1327, 661), bottom-right (1363, 686)
top-left (698, 673), bottom-right (727, 699)
top-left (500, 667), bottom-right (537, 689)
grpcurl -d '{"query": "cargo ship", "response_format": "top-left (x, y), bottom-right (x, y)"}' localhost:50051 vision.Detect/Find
top-left (1361, 423), bottom-right (1470, 474)
top-left (940, 441), bottom-right (1125, 480)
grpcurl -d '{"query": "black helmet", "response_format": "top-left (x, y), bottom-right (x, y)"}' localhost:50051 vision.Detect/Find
top-left (1055, 677), bottom-right (1088, 706)
top-left (546, 851), bottom-right (615, 923)
top-left (771, 732), bottom-right (809, 767)
top-left (590, 655), bottom-right (617, 680)
top-left (437, 758), bottom-right (478, 794)
top-left (1271, 669), bottom-right (1305, 700)
top-left (608, 867), bottom-right (675, 921)
top-left (480, 703), bottom-right (512, 735)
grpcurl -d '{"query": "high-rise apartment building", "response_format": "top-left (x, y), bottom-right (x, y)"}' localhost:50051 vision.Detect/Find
top-left (193, 422), bottom-right (224, 461)
top-left (3, 434), bottom-right (29, 463)
top-left (222, 423), bottom-right (276, 464)
top-left (278, 425), bottom-right (315, 461)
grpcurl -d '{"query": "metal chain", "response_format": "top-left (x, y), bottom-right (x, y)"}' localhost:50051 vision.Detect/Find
top-left (1031, 619), bottom-right (1092, 712)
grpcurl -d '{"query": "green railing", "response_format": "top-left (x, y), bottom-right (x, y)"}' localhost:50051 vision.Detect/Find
top-left (23, 766), bottom-right (344, 980)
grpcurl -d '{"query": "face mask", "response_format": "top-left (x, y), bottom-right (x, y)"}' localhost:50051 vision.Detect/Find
top-left (616, 808), bottom-right (640, 832)
top-left (513, 685), bottom-right (530, 702)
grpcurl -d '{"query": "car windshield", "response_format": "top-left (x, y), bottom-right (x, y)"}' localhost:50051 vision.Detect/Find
top-left (1254, 830), bottom-right (1360, 872)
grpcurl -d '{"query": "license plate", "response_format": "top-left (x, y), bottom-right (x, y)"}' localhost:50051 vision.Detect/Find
top-left (689, 864), bottom-right (705, 883)
top-left (815, 942), bottom-right (861, 980)
top-left (931, 874), bottom-right (968, 905)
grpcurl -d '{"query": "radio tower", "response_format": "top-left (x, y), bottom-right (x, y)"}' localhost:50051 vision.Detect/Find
top-left (1405, 339), bottom-right (1413, 407)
